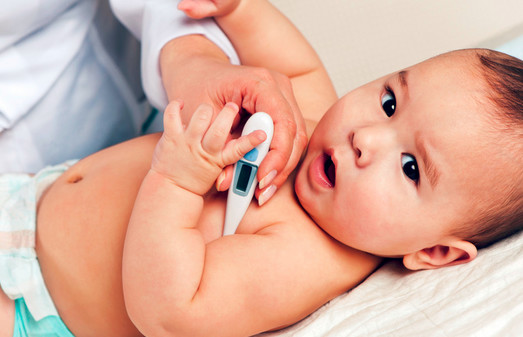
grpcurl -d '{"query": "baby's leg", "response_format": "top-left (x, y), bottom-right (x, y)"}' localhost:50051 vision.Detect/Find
top-left (0, 289), bottom-right (14, 337)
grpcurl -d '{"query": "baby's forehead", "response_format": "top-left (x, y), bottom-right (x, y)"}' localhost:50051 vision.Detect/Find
top-left (409, 50), bottom-right (488, 89)
top-left (424, 49), bottom-right (480, 69)
top-left (409, 52), bottom-right (491, 106)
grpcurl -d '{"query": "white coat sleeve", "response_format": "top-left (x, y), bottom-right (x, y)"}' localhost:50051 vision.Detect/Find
top-left (109, 0), bottom-right (240, 110)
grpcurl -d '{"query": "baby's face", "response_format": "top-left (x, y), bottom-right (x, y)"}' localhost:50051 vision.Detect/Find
top-left (295, 52), bottom-right (500, 257)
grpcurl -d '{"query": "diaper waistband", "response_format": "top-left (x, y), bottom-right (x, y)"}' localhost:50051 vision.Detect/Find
top-left (0, 160), bottom-right (76, 321)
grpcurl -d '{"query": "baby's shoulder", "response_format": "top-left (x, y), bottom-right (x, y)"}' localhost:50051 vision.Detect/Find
top-left (259, 202), bottom-right (377, 270)
top-left (251, 214), bottom-right (381, 297)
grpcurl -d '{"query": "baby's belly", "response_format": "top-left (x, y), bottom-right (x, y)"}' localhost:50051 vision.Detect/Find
top-left (36, 134), bottom-right (161, 337)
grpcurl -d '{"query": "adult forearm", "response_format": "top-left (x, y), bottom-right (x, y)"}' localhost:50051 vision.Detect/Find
top-left (160, 34), bottom-right (230, 103)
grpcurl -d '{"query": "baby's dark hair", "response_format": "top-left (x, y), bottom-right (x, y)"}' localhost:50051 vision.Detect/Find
top-left (453, 49), bottom-right (523, 249)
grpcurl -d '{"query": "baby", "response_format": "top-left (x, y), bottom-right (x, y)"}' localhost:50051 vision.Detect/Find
top-left (2, 0), bottom-right (522, 336)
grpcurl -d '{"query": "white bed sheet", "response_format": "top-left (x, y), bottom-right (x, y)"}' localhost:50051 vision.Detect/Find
top-left (259, 38), bottom-right (523, 337)
top-left (261, 230), bottom-right (523, 337)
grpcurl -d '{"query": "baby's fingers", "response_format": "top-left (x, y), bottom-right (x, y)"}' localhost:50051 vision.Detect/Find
top-left (202, 103), bottom-right (239, 154)
top-left (221, 130), bottom-right (267, 166)
top-left (186, 103), bottom-right (214, 143)
top-left (163, 100), bottom-right (185, 139)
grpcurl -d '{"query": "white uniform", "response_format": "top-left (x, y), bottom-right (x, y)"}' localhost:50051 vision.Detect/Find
top-left (0, 0), bottom-right (238, 173)
top-left (110, 0), bottom-right (240, 112)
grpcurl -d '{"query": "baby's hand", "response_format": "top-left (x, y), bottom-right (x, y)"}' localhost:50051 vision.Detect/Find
top-left (178, 0), bottom-right (241, 19)
top-left (151, 101), bottom-right (266, 195)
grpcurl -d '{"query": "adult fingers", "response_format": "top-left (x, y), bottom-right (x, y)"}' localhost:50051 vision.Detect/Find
top-left (216, 165), bottom-right (234, 191)
top-left (177, 0), bottom-right (219, 19)
top-left (259, 72), bottom-right (307, 188)
top-left (238, 69), bottom-right (306, 191)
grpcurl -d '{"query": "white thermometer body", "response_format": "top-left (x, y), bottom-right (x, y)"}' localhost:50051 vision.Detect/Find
top-left (223, 112), bottom-right (274, 236)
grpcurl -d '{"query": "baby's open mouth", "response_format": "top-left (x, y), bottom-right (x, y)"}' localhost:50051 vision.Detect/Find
top-left (324, 155), bottom-right (336, 186)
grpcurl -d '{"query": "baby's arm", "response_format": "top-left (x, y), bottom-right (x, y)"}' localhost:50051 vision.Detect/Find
top-left (179, 0), bottom-right (337, 124)
top-left (124, 101), bottom-right (266, 335)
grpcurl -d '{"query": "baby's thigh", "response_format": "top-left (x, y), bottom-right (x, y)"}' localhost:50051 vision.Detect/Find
top-left (0, 289), bottom-right (14, 337)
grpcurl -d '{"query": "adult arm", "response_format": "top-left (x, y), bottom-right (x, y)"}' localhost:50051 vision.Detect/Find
top-left (180, 0), bottom-right (337, 124)
top-left (173, 0), bottom-right (338, 195)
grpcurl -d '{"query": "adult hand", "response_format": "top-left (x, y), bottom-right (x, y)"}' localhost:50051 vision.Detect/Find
top-left (160, 35), bottom-right (308, 205)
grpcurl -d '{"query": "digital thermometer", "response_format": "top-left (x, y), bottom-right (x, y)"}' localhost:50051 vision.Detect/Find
top-left (223, 112), bottom-right (274, 236)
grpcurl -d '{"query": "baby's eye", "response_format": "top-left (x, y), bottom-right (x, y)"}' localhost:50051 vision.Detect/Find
top-left (401, 154), bottom-right (419, 183)
top-left (381, 90), bottom-right (396, 117)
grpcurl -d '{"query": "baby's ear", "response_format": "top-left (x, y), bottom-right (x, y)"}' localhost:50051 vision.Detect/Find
top-left (402, 240), bottom-right (477, 270)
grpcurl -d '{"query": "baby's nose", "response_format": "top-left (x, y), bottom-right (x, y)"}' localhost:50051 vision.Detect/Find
top-left (350, 125), bottom-right (396, 167)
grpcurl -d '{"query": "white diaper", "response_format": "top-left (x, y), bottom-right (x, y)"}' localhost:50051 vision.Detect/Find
top-left (0, 160), bottom-right (76, 321)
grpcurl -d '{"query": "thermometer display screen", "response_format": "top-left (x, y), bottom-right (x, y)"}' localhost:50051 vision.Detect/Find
top-left (236, 164), bottom-right (253, 192)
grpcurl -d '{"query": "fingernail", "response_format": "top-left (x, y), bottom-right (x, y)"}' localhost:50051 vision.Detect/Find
top-left (216, 171), bottom-right (226, 191)
top-left (225, 102), bottom-right (239, 111)
top-left (258, 170), bottom-right (277, 190)
top-left (254, 130), bottom-right (267, 142)
top-left (258, 184), bottom-right (276, 206)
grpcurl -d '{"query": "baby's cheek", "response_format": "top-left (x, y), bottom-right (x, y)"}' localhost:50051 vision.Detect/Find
top-left (332, 193), bottom-right (384, 246)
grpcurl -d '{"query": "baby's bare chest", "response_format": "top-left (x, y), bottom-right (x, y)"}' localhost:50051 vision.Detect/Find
top-left (198, 185), bottom-right (299, 243)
